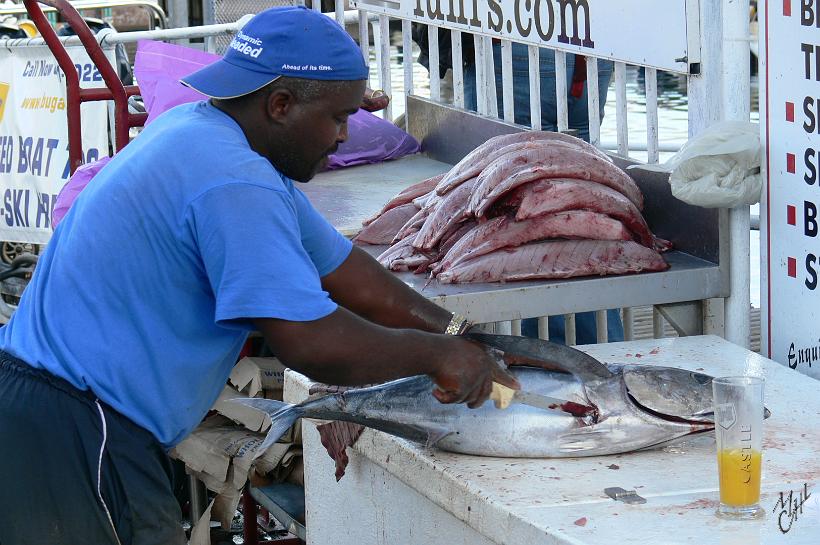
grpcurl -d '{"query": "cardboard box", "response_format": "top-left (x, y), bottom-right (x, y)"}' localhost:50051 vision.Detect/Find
top-left (229, 356), bottom-right (286, 398)
top-left (213, 385), bottom-right (271, 433)
top-left (170, 415), bottom-right (291, 494)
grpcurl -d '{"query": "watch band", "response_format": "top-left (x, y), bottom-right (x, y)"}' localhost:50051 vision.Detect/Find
top-left (445, 313), bottom-right (472, 336)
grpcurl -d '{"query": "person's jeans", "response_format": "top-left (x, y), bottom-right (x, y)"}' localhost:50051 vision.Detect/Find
top-left (520, 309), bottom-right (624, 345)
top-left (463, 43), bottom-right (614, 141)
top-left (461, 44), bottom-right (622, 344)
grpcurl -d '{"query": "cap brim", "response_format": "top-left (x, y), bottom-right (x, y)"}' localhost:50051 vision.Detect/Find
top-left (180, 59), bottom-right (280, 99)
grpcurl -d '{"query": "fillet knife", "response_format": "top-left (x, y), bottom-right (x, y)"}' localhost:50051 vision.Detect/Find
top-left (491, 382), bottom-right (596, 417)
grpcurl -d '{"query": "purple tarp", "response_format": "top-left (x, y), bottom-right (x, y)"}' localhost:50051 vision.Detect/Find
top-left (132, 40), bottom-right (419, 167)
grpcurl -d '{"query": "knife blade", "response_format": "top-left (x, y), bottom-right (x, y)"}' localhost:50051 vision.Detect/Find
top-left (491, 382), bottom-right (596, 417)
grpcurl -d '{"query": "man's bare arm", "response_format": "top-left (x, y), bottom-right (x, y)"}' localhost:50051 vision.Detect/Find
top-left (320, 246), bottom-right (454, 333)
top-left (252, 306), bottom-right (518, 408)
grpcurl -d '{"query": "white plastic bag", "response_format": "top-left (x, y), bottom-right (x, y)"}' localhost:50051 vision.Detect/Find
top-left (630, 121), bottom-right (762, 208)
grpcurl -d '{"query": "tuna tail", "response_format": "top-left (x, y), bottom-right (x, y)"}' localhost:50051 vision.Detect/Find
top-left (231, 398), bottom-right (306, 456)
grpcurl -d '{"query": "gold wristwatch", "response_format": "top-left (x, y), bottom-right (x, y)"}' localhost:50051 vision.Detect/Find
top-left (445, 313), bottom-right (472, 336)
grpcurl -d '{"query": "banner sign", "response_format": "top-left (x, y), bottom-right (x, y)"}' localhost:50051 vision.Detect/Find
top-left (352, 0), bottom-right (699, 74)
top-left (761, 0), bottom-right (820, 379)
top-left (0, 44), bottom-right (112, 244)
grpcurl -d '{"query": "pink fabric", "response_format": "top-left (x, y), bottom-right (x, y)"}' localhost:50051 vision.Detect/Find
top-left (133, 40), bottom-right (218, 126)
top-left (325, 109), bottom-right (419, 170)
top-left (132, 40), bottom-right (418, 167)
top-left (52, 156), bottom-right (112, 229)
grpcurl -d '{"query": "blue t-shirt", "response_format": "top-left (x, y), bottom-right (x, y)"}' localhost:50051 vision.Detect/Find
top-left (0, 101), bottom-right (352, 448)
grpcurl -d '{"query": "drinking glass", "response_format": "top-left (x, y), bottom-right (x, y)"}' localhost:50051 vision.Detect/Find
top-left (713, 376), bottom-right (765, 519)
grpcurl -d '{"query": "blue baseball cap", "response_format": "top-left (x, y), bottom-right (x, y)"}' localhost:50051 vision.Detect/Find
top-left (181, 6), bottom-right (368, 99)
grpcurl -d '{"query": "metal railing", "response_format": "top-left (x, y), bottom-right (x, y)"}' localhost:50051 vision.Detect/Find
top-left (0, 0), bottom-right (168, 29)
top-left (327, 0), bottom-right (748, 346)
top-left (2, 14), bottom-right (251, 47)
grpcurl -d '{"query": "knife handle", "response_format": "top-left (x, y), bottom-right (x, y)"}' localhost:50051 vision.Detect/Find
top-left (490, 382), bottom-right (515, 409)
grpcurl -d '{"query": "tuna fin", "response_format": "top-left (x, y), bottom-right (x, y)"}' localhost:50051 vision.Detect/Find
top-left (317, 421), bottom-right (365, 481)
top-left (424, 426), bottom-right (453, 448)
top-left (231, 398), bottom-right (305, 458)
top-left (466, 332), bottom-right (614, 382)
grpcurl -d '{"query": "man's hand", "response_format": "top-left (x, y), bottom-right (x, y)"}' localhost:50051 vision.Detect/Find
top-left (428, 335), bottom-right (520, 409)
top-left (359, 88), bottom-right (390, 112)
top-left (253, 308), bottom-right (519, 409)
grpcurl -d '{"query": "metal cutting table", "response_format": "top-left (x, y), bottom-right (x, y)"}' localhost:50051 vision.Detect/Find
top-left (302, 98), bottom-right (728, 325)
top-left (304, 159), bottom-right (726, 323)
top-left (286, 335), bottom-right (820, 545)
top-left (300, 154), bottom-right (453, 238)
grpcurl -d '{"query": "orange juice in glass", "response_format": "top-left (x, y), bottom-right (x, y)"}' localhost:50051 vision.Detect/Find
top-left (713, 376), bottom-right (765, 519)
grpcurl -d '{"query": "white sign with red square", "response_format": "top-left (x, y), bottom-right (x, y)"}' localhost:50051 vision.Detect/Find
top-left (761, 0), bottom-right (820, 378)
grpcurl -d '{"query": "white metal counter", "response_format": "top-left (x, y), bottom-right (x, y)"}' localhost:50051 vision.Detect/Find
top-left (302, 155), bottom-right (452, 237)
top-left (357, 245), bottom-right (721, 323)
top-left (286, 336), bottom-right (820, 544)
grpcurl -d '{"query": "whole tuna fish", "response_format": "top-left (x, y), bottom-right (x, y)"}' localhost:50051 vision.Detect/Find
top-left (238, 334), bottom-right (731, 458)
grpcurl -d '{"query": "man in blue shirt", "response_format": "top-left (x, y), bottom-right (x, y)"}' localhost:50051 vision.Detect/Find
top-left (0, 7), bottom-right (518, 545)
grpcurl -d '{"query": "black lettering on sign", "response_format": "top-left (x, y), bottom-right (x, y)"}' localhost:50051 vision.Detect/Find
top-left (514, 0), bottom-right (533, 36)
top-left (469, 0), bottom-right (480, 27)
top-left (36, 192), bottom-right (51, 229)
top-left (805, 200), bottom-right (818, 236)
top-left (61, 147), bottom-right (100, 180)
top-left (44, 139), bottom-right (59, 177)
top-left (802, 0), bottom-right (819, 27)
top-left (12, 189), bottom-right (24, 227)
top-left (16, 137), bottom-right (32, 175)
top-left (801, 43), bottom-right (820, 81)
top-left (487, 0), bottom-right (503, 31)
top-left (805, 96), bottom-right (818, 133)
top-left (3, 190), bottom-right (10, 227)
top-left (0, 136), bottom-right (13, 174)
top-left (789, 341), bottom-right (820, 368)
top-left (15, 137), bottom-right (61, 177)
top-left (61, 144), bottom-right (71, 180)
top-left (806, 148), bottom-right (818, 185)
top-left (414, 0), bottom-right (594, 49)
top-left (807, 254), bottom-right (818, 290)
top-left (1, 189), bottom-right (30, 228)
top-left (534, 0), bottom-right (555, 40)
top-left (29, 139), bottom-right (44, 177)
top-left (446, 0), bottom-right (469, 24)
top-left (427, 0), bottom-right (445, 21)
top-left (557, 0), bottom-right (593, 47)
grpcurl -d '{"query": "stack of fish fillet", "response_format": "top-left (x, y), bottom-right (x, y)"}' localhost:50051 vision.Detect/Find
top-left (354, 131), bottom-right (671, 284)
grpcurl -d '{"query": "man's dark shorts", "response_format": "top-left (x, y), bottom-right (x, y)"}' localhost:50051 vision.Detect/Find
top-left (0, 351), bottom-right (186, 545)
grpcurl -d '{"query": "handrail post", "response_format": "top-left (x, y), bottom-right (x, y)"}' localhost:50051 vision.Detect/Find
top-left (23, 0), bottom-right (138, 174)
